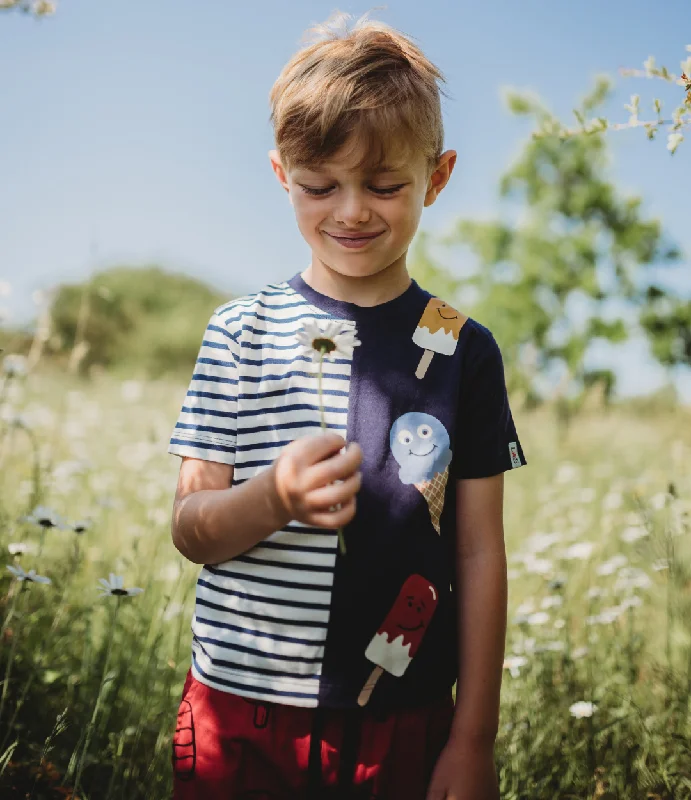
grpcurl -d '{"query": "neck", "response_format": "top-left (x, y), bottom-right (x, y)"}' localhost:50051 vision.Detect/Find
top-left (302, 254), bottom-right (411, 307)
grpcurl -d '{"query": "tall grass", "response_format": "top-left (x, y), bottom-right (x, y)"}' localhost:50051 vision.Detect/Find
top-left (0, 358), bottom-right (689, 798)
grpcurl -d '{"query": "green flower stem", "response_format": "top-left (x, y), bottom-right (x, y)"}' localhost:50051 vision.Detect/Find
top-left (70, 595), bottom-right (121, 796)
top-left (0, 582), bottom-right (27, 731)
top-left (318, 349), bottom-right (346, 556)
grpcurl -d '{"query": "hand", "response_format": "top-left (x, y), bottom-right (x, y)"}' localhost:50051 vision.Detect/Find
top-left (426, 736), bottom-right (500, 800)
top-left (271, 431), bottom-right (363, 530)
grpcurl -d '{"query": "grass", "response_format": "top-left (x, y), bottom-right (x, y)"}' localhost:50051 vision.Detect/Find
top-left (0, 361), bottom-right (690, 799)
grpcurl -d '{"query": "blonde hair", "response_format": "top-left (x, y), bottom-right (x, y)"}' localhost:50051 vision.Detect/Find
top-left (268, 9), bottom-right (450, 181)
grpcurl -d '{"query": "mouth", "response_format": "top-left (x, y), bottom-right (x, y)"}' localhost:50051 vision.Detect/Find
top-left (409, 443), bottom-right (437, 457)
top-left (398, 622), bottom-right (424, 632)
top-left (437, 309), bottom-right (458, 320)
top-left (325, 231), bottom-right (384, 249)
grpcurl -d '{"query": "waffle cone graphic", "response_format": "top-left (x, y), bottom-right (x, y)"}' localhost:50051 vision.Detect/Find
top-left (413, 466), bottom-right (449, 535)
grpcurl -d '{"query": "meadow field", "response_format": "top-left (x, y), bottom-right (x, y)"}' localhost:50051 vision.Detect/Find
top-left (0, 359), bottom-right (689, 799)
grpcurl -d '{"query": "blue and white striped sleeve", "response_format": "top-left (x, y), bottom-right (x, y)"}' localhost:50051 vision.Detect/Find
top-left (167, 309), bottom-right (240, 465)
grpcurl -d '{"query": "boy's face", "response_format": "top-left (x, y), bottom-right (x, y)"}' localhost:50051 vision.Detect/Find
top-left (268, 136), bottom-right (456, 281)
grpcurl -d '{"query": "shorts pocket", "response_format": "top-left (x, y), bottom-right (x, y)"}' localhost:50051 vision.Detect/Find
top-left (172, 670), bottom-right (200, 782)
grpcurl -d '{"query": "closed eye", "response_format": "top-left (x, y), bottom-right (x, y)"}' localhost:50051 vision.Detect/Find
top-left (299, 184), bottom-right (406, 197)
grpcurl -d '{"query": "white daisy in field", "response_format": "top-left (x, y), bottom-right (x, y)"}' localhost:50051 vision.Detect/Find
top-left (503, 655), bottom-right (528, 677)
top-left (97, 573), bottom-right (144, 598)
top-left (8, 542), bottom-right (36, 556)
top-left (69, 518), bottom-right (93, 535)
top-left (295, 319), bottom-right (361, 362)
top-left (18, 504), bottom-right (69, 531)
top-left (6, 564), bottom-right (51, 584)
top-left (569, 700), bottom-right (597, 718)
top-left (3, 353), bottom-right (28, 377)
top-left (620, 525), bottom-right (648, 544)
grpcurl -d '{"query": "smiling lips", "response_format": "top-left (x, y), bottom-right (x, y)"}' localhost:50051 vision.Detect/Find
top-left (326, 231), bottom-right (384, 249)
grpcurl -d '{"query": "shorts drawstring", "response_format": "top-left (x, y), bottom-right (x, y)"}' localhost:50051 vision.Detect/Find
top-left (306, 705), bottom-right (365, 798)
top-left (336, 707), bottom-right (364, 795)
top-left (306, 705), bottom-right (326, 799)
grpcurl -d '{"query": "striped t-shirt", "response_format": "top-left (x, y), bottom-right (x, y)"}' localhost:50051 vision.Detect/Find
top-left (168, 269), bottom-right (526, 711)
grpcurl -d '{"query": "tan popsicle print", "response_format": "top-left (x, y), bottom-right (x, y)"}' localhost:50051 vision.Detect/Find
top-left (412, 298), bottom-right (467, 379)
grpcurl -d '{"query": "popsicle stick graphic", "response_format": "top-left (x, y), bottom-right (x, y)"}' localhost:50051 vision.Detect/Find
top-left (412, 298), bottom-right (468, 379)
top-left (358, 575), bottom-right (439, 706)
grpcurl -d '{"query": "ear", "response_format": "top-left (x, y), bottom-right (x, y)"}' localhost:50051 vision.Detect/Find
top-left (268, 149), bottom-right (291, 200)
top-left (424, 150), bottom-right (457, 208)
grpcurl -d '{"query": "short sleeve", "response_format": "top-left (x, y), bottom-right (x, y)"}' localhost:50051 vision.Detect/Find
top-left (451, 326), bottom-right (527, 479)
top-left (167, 310), bottom-right (240, 465)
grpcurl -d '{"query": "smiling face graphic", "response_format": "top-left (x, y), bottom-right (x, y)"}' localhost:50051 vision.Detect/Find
top-left (417, 297), bottom-right (466, 338)
top-left (390, 411), bottom-right (451, 484)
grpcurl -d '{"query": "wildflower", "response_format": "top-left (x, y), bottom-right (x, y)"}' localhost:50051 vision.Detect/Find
top-left (526, 611), bottom-right (550, 626)
top-left (69, 519), bottom-right (93, 534)
top-left (18, 504), bottom-right (69, 531)
top-left (524, 555), bottom-right (553, 575)
top-left (540, 595), bottom-right (563, 610)
top-left (562, 541), bottom-right (594, 561)
top-left (569, 700), bottom-right (597, 718)
top-left (295, 319), bottom-right (361, 363)
top-left (7, 542), bottom-right (34, 556)
top-left (2, 354), bottom-right (27, 377)
top-left (295, 318), bottom-right (361, 556)
top-left (503, 655), bottom-right (528, 677)
top-left (596, 554), bottom-right (628, 576)
top-left (6, 565), bottom-right (51, 584)
top-left (97, 573), bottom-right (143, 598)
top-left (620, 525), bottom-right (648, 544)
top-left (614, 567), bottom-right (652, 593)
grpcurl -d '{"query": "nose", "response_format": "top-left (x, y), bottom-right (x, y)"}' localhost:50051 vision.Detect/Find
top-left (333, 189), bottom-right (371, 227)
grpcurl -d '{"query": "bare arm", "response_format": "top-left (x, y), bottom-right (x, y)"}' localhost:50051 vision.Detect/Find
top-left (171, 432), bottom-right (363, 565)
top-left (450, 472), bottom-right (508, 746)
top-left (171, 458), bottom-right (290, 564)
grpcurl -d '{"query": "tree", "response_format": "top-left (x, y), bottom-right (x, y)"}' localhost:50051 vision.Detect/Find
top-left (0, 0), bottom-right (56, 16)
top-left (413, 77), bottom-right (684, 421)
top-left (532, 45), bottom-right (691, 154)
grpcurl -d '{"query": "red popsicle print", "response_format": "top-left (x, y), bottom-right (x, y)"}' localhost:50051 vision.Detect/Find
top-left (358, 574), bottom-right (439, 706)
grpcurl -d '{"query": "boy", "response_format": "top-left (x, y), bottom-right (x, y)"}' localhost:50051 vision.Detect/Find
top-left (167, 10), bottom-right (526, 800)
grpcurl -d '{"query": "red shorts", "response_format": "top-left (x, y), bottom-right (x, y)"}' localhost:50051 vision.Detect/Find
top-left (172, 667), bottom-right (455, 800)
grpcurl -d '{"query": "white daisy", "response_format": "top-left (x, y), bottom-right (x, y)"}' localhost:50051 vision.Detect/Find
top-left (2, 353), bottom-right (27, 377)
top-left (569, 700), bottom-right (597, 718)
top-left (69, 518), bottom-right (93, 535)
top-left (6, 564), bottom-right (51, 584)
top-left (295, 319), bottom-right (361, 362)
top-left (18, 504), bottom-right (69, 531)
top-left (97, 573), bottom-right (144, 598)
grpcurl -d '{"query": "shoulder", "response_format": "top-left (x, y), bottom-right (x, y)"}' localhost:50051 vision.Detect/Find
top-left (210, 280), bottom-right (296, 336)
top-left (460, 317), bottom-right (505, 376)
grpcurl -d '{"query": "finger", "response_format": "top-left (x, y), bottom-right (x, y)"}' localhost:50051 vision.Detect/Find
top-left (308, 496), bottom-right (356, 529)
top-left (305, 471), bottom-right (362, 511)
top-left (303, 442), bottom-right (362, 489)
top-left (303, 431), bottom-right (347, 465)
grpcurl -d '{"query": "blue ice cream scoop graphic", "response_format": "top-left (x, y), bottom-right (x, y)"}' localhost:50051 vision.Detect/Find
top-left (390, 412), bottom-right (452, 534)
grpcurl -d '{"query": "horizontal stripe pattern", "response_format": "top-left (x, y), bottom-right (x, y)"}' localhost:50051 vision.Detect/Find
top-left (169, 281), bottom-right (355, 706)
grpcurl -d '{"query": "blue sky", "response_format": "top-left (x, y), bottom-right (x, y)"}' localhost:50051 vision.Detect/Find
top-left (1, 0), bottom-right (689, 400)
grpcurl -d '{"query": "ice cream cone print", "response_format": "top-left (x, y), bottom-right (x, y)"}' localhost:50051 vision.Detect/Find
top-left (413, 465), bottom-right (449, 535)
top-left (412, 298), bottom-right (467, 379)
